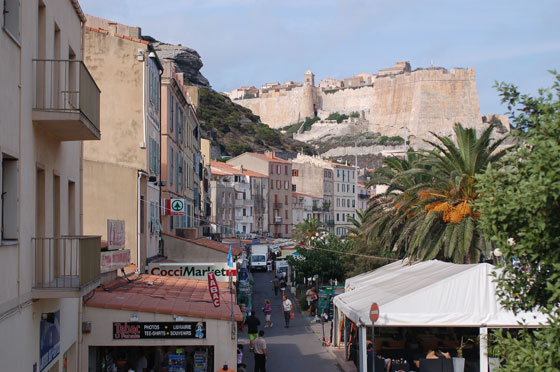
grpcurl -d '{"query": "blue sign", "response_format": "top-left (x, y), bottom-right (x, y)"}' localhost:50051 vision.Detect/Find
top-left (40, 311), bottom-right (60, 371)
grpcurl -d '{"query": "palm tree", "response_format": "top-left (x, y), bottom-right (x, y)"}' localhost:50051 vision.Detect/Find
top-left (364, 123), bottom-right (506, 263)
top-left (292, 218), bottom-right (326, 246)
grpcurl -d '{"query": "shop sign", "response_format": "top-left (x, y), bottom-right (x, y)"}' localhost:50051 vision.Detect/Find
top-left (113, 321), bottom-right (206, 339)
top-left (207, 272), bottom-right (220, 307)
top-left (101, 249), bottom-right (131, 273)
top-left (107, 219), bottom-right (125, 250)
top-left (164, 198), bottom-right (186, 216)
top-left (40, 311), bottom-right (60, 372)
top-left (148, 262), bottom-right (236, 282)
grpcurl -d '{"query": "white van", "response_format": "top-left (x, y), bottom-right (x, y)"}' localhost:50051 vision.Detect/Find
top-left (249, 244), bottom-right (269, 271)
top-left (275, 259), bottom-right (289, 279)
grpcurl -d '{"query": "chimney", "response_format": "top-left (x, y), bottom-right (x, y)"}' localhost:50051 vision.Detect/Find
top-left (108, 22), bottom-right (117, 36)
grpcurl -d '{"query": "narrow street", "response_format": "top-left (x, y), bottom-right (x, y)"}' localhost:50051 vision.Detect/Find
top-left (239, 270), bottom-right (341, 372)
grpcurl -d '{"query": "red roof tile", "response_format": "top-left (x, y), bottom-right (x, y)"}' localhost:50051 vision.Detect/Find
top-left (86, 26), bottom-right (149, 45)
top-left (239, 152), bottom-right (291, 164)
top-left (85, 275), bottom-right (242, 321)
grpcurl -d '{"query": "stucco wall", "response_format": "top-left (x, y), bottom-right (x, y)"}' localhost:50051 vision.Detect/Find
top-left (163, 235), bottom-right (228, 263)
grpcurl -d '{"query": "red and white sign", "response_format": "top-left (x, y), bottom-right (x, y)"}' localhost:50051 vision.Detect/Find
top-left (207, 272), bottom-right (220, 307)
top-left (107, 219), bottom-right (125, 250)
top-left (370, 302), bottom-right (380, 323)
top-left (101, 249), bottom-right (131, 273)
top-left (163, 198), bottom-right (186, 216)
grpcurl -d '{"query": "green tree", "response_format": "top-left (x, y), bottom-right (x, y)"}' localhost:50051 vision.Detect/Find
top-left (364, 124), bottom-right (505, 263)
top-left (287, 233), bottom-right (350, 284)
top-left (475, 72), bottom-right (560, 371)
top-left (292, 218), bottom-right (326, 246)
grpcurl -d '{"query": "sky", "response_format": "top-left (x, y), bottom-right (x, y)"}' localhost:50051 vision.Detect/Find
top-left (80, 0), bottom-right (560, 115)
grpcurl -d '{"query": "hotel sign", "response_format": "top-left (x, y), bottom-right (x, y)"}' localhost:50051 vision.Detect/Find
top-left (107, 219), bottom-right (125, 250)
top-left (113, 322), bottom-right (206, 339)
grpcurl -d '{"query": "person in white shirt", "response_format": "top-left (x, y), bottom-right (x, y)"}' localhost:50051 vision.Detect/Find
top-left (282, 295), bottom-right (293, 328)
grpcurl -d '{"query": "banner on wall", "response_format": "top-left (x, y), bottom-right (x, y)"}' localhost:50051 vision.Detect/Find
top-left (40, 310), bottom-right (60, 372)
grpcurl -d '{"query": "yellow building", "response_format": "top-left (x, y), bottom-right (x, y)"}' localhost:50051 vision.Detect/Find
top-left (0, 0), bottom-right (101, 370)
top-left (82, 15), bottom-right (163, 270)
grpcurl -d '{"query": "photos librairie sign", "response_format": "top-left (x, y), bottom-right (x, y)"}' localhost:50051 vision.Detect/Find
top-left (113, 322), bottom-right (206, 339)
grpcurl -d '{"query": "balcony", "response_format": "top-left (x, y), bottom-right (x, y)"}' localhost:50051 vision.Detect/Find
top-left (312, 205), bottom-right (322, 211)
top-left (273, 202), bottom-right (283, 210)
top-left (293, 202), bottom-right (304, 209)
top-left (32, 59), bottom-right (101, 141)
top-left (359, 193), bottom-right (371, 199)
top-left (274, 216), bottom-right (283, 224)
top-left (326, 220), bottom-right (335, 226)
top-left (32, 236), bottom-right (101, 298)
top-left (235, 199), bottom-right (255, 207)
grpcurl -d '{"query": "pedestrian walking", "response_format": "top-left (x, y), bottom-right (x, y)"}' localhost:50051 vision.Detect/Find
top-left (245, 311), bottom-right (260, 351)
top-left (282, 295), bottom-right (293, 328)
top-left (271, 276), bottom-right (279, 297)
top-left (279, 277), bottom-right (287, 297)
top-left (253, 330), bottom-right (268, 372)
top-left (306, 287), bottom-right (319, 316)
top-left (262, 299), bottom-right (273, 328)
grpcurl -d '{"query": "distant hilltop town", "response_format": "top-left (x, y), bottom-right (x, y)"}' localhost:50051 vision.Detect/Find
top-left (225, 62), bottom-right (501, 144)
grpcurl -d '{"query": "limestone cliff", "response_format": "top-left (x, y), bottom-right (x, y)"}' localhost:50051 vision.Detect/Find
top-left (153, 42), bottom-right (210, 87)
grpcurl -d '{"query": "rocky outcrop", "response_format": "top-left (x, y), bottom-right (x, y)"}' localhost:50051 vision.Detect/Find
top-left (153, 42), bottom-right (210, 87)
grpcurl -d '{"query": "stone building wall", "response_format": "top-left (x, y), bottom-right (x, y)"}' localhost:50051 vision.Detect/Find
top-left (236, 66), bottom-right (482, 141)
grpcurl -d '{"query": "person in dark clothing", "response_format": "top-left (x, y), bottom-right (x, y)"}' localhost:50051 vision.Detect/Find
top-left (245, 311), bottom-right (261, 351)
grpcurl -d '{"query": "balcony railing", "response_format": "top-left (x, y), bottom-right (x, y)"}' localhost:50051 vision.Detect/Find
top-left (32, 59), bottom-right (101, 141)
top-left (32, 236), bottom-right (101, 298)
top-left (274, 216), bottom-right (283, 224)
top-left (312, 205), bottom-right (322, 211)
top-left (358, 193), bottom-right (370, 199)
top-left (326, 220), bottom-right (335, 226)
top-left (235, 199), bottom-right (255, 207)
top-left (273, 203), bottom-right (283, 209)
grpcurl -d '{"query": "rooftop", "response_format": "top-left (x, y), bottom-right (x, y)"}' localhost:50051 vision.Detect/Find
top-left (85, 274), bottom-right (242, 321)
top-left (162, 233), bottom-right (242, 256)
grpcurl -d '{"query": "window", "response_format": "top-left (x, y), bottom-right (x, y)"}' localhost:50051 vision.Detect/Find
top-left (270, 164), bottom-right (274, 174)
top-left (352, 199), bottom-right (355, 208)
top-left (342, 214), bottom-right (345, 221)
top-left (336, 198), bottom-right (340, 207)
top-left (285, 225), bottom-right (288, 234)
top-left (342, 199), bottom-right (345, 207)
top-left (284, 195), bottom-right (288, 204)
top-left (276, 165), bottom-right (281, 174)
top-left (337, 183), bottom-right (340, 192)
top-left (175, 103), bottom-right (180, 137)
top-left (276, 180), bottom-right (281, 189)
top-left (169, 147), bottom-right (174, 185)
top-left (342, 184), bottom-right (345, 192)
top-left (284, 180), bottom-right (289, 190)
top-left (285, 165), bottom-right (288, 175)
top-left (292, 169), bottom-right (299, 177)
top-left (1, 155), bottom-right (18, 240)
top-left (270, 179), bottom-right (273, 189)
top-left (353, 185), bottom-right (355, 193)
top-left (169, 93), bottom-right (174, 132)
top-left (285, 209), bottom-right (288, 218)
top-left (243, 209), bottom-right (246, 216)
top-left (336, 213), bottom-right (339, 221)
top-left (2, 0), bottom-right (20, 42)
top-left (292, 184), bottom-right (296, 191)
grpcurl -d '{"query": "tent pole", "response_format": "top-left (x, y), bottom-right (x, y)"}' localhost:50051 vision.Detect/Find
top-left (333, 305), bottom-right (339, 347)
top-left (480, 326), bottom-right (488, 372)
top-left (359, 325), bottom-right (367, 372)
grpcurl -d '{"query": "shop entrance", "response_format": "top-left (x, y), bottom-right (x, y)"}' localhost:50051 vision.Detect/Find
top-left (89, 345), bottom-right (214, 372)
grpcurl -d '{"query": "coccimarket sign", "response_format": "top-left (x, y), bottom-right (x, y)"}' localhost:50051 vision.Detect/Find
top-left (148, 262), bottom-right (237, 282)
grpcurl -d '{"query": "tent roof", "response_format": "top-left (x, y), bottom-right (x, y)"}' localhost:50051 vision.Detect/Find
top-left (334, 260), bottom-right (548, 327)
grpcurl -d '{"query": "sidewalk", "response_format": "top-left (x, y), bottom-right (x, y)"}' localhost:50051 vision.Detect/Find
top-left (301, 312), bottom-right (357, 372)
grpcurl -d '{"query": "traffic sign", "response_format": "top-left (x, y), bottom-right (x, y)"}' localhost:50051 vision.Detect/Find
top-left (370, 302), bottom-right (380, 323)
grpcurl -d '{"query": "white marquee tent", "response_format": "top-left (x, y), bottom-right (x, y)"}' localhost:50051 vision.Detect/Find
top-left (333, 260), bottom-right (549, 371)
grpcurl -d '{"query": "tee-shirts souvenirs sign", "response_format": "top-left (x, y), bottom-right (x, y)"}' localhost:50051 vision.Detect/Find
top-left (113, 322), bottom-right (206, 339)
top-left (148, 262), bottom-right (237, 282)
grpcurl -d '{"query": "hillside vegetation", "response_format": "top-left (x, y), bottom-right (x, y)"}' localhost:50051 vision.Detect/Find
top-left (198, 88), bottom-right (313, 157)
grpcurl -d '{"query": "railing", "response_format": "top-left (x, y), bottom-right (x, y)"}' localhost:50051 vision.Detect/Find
top-left (326, 220), bottom-right (335, 226)
top-left (235, 199), bottom-right (254, 207)
top-left (273, 203), bottom-right (283, 209)
top-left (33, 236), bottom-right (101, 290)
top-left (293, 202), bottom-right (304, 209)
top-left (33, 59), bottom-right (100, 134)
top-left (312, 205), bottom-right (322, 211)
top-left (359, 193), bottom-right (370, 199)
top-left (274, 216), bottom-right (283, 223)
top-left (304, 205), bottom-right (313, 212)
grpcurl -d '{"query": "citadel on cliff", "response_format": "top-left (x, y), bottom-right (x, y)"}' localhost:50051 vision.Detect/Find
top-left (226, 62), bottom-right (502, 147)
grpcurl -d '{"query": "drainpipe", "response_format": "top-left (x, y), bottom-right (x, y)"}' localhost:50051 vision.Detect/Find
top-left (137, 171), bottom-right (149, 272)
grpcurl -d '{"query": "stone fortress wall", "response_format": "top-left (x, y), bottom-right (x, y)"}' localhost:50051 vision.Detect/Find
top-left (233, 63), bottom-right (483, 142)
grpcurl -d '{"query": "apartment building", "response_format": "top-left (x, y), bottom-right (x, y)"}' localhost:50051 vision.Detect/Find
top-left (209, 167), bottom-right (236, 238)
top-left (200, 139), bottom-right (212, 236)
top-left (291, 154), bottom-right (334, 230)
top-left (82, 15), bottom-right (163, 269)
top-left (292, 192), bottom-right (324, 225)
top-left (227, 152), bottom-right (293, 237)
top-left (332, 162), bottom-right (357, 236)
top-left (161, 60), bottom-right (202, 236)
top-left (0, 0), bottom-right (101, 370)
